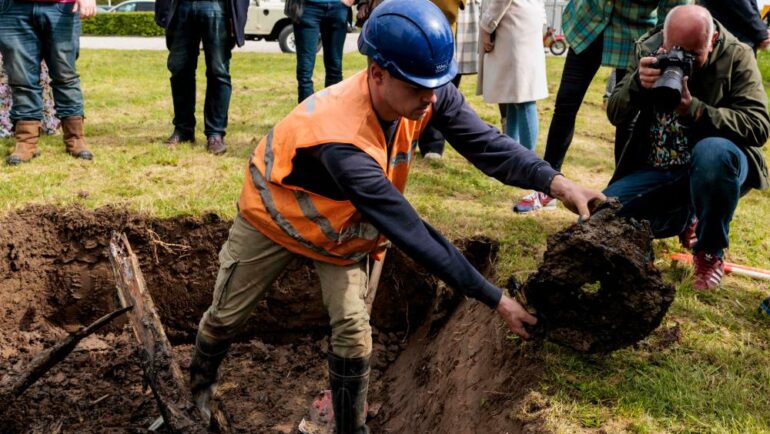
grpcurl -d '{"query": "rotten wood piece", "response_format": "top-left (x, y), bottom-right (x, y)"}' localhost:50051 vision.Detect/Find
top-left (109, 232), bottom-right (232, 434)
top-left (0, 305), bottom-right (131, 405)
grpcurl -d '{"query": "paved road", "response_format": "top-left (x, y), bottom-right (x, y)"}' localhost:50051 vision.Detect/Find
top-left (79, 33), bottom-right (360, 53)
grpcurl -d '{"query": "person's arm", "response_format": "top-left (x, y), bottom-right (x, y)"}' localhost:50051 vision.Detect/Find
top-left (430, 84), bottom-right (605, 218)
top-left (606, 53), bottom-right (649, 127)
top-left (731, 0), bottom-right (769, 47)
top-left (315, 144), bottom-right (537, 337)
top-left (684, 47), bottom-right (770, 147)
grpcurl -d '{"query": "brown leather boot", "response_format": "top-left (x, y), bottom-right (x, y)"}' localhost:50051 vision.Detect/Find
top-left (6, 120), bottom-right (41, 166)
top-left (61, 116), bottom-right (93, 160)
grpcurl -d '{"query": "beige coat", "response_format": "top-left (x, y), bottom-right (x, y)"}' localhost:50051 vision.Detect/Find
top-left (476, 0), bottom-right (548, 104)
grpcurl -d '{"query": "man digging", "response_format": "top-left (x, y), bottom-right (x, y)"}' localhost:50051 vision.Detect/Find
top-left (190, 1), bottom-right (605, 432)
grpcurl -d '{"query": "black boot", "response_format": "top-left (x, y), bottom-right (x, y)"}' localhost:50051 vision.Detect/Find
top-left (328, 352), bottom-right (371, 434)
top-left (189, 335), bottom-right (230, 422)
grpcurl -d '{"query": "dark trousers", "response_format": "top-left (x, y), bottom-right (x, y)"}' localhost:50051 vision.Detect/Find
top-left (543, 33), bottom-right (628, 170)
top-left (603, 137), bottom-right (749, 256)
top-left (0, 0), bottom-right (83, 121)
top-left (293, 1), bottom-right (349, 103)
top-left (417, 74), bottom-right (462, 156)
top-left (166, 0), bottom-right (232, 138)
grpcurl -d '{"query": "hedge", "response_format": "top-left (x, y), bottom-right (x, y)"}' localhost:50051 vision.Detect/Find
top-left (81, 12), bottom-right (165, 37)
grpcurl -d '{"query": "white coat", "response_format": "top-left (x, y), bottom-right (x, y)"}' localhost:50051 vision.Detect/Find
top-left (476, 0), bottom-right (549, 104)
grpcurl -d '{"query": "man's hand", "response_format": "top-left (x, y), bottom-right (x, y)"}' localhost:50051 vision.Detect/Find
top-left (341, 0), bottom-right (355, 7)
top-left (496, 294), bottom-right (537, 339)
top-left (674, 76), bottom-right (692, 116)
top-left (638, 56), bottom-right (661, 89)
top-left (548, 175), bottom-right (606, 221)
top-left (758, 30), bottom-right (770, 50)
top-left (73, 0), bottom-right (97, 18)
top-left (480, 29), bottom-right (494, 53)
top-left (356, 2), bottom-right (369, 20)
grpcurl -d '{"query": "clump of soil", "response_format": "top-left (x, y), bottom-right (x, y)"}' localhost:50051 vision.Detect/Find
top-left (0, 205), bottom-right (543, 433)
top-left (519, 201), bottom-right (676, 353)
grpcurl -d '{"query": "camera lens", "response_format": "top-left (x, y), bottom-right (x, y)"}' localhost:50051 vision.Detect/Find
top-left (652, 66), bottom-right (684, 112)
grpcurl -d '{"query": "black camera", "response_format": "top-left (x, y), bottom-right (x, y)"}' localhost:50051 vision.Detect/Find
top-left (651, 47), bottom-right (694, 112)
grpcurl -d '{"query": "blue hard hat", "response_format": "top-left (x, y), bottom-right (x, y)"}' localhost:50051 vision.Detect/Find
top-left (358, 0), bottom-right (457, 89)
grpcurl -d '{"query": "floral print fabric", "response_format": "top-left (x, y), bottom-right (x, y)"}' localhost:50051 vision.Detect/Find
top-left (0, 53), bottom-right (60, 138)
top-left (647, 110), bottom-right (691, 168)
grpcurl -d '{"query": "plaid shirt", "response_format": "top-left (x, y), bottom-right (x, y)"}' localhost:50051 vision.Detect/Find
top-left (562, 0), bottom-right (689, 68)
top-left (454, 0), bottom-right (480, 74)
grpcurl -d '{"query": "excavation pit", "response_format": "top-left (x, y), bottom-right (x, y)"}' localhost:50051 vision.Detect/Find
top-left (0, 206), bottom-right (546, 434)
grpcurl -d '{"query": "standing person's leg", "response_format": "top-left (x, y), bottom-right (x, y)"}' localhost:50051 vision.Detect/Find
top-left (294, 2), bottom-right (323, 103)
top-left (542, 35), bottom-right (604, 171)
top-left (688, 137), bottom-right (749, 290)
top-left (199, 0), bottom-right (232, 155)
top-left (417, 74), bottom-right (461, 159)
top-left (319, 1), bottom-right (348, 89)
top-left (314, 259), bottom-right (371, 434)
top-left (166, 0), bottom-right (200, 143)
top-left (39, 3), bottom-right (91, 159)
top-left (193, 213), bottom-right (297, 420)
top-left (505, 102), bottom-right (538, 151)
top-left (0, 0), bottom-right (44, 164)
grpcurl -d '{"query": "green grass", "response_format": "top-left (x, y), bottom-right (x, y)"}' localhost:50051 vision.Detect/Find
top-left (2, 49), bottom-right (770, 433)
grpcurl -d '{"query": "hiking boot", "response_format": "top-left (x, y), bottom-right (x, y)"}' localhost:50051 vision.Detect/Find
top-left (165, 129), bottom-right (195, 146)
top-left (189, 335), bottom-right (230, 423)
top-left (6, 120), bottom-right (41, 165)
top-left (693, 251), bottom-right (724, 291)
top-left (328, 353), bottom-right (370, 434)
top-left (679, 217), bottom-right (698, 250)
top-left (207, 135), bottom-right (226, 156)
top-left (513, 191), bottom-right (558, 214)
top-left (61, 116), bottom-right (93, 160)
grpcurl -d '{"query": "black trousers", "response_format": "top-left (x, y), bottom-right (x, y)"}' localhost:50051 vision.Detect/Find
top-left (543, 33), bottom-right (629, 170)
top-left (417, 74), bottom-right (462, 156)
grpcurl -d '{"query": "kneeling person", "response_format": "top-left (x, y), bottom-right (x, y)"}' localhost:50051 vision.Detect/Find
top-left (605, 5), bottom-right (770, 290)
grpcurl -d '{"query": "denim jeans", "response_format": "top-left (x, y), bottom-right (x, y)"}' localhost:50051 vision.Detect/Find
top-left (603, 137), bottom-right (749, 256)
top-left (166, 0), bottom-right (232, 138)
top-left (293, 0), bottom-right (348, 103)
top-left (543, 32), bottom-right (628, 169)
top-left (504, 101), bottom-right (538, 151)
top-left (0, 0), bottom-right (83, 121)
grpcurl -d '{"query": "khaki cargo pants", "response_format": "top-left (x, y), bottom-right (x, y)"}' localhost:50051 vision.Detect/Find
top-left (197, 213), bottom-right (372, 358)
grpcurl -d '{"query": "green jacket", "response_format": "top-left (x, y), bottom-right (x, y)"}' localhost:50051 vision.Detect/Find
top-left (607, 21), bottom-right (770, 190)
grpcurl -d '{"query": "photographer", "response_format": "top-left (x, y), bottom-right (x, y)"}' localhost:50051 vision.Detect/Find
top-left (605, 5), bottom-right (770, 291)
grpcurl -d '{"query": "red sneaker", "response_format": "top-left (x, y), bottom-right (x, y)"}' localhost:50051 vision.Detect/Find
top-left (513, 191), bottom-right (558, 213)
top-left (693, 251), bottom-right (724, 290)
top-left (679, 218), bottom-right (698, 250)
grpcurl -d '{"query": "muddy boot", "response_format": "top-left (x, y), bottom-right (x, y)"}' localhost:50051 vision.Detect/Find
top-left (6, 120), bottom-right (41, 165)
top-left (61, 116), bottom-right (93, 160)
top-left (189, 335), bottom-right (230, 423)
top-left (328, 353), bottom-right (370, 434)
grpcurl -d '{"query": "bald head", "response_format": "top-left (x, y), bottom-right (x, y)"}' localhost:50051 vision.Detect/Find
top-left (663, 5), bottom-right (717, 69)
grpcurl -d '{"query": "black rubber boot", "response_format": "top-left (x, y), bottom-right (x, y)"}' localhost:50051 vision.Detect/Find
top-left (189, 335), bottom-right (230, 423)
top-left (328, 352), bottom-right (371, 434)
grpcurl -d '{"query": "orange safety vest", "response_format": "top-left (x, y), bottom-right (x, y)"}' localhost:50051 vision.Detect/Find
top-left (239, 70), bottom-right (433, 265)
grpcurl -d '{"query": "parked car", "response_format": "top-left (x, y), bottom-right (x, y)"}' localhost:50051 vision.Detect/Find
top-left (244, 0), bottom-right (355, 54)
top-left (107, 0), bottom-right (155, 12)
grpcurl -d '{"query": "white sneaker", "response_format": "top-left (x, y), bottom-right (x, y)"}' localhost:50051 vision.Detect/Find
top-left (423, 152), bottom-right (442, 161)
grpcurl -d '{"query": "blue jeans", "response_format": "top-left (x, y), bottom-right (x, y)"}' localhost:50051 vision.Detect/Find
top-left (0, 0), bottom-right (83, 121)
top-left (504, 101), bottom-right (538, 151)
top-left (293, 1), bottom-right (348, 103)
top-left (166, 0), bottom-right (232, 138)
top-left (603, 137), bottom-right (749, 255)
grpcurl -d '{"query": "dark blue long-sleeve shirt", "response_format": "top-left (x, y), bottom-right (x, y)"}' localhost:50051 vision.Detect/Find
top-left (283, 84), bottom-right (560, 308)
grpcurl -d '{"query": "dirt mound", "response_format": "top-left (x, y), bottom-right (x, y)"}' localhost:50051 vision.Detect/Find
top-left (520, 201), bottom-right (676, 353)
top-left (1, 205), bottom-right (538, 433)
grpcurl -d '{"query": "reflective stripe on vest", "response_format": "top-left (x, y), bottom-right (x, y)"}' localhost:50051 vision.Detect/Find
top-left (239, 70), bottom-right (432, 265)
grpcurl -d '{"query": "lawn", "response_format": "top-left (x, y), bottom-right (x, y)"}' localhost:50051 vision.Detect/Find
top-left (1, 49), bottom-right (770, 433)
